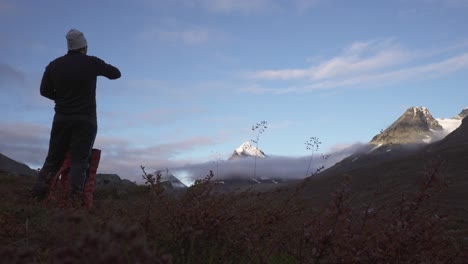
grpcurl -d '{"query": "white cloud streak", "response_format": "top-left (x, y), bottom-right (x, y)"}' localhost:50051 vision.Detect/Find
top-left (155, 28), bottom-right (212, 45)
top-left (196, 0), bottom-right (272, 13)
top-left (244, 40), bottom-right (468, 94)
top-left (156, 0), bottom-right (322, 14)
top-left (250, 40), bottom-right (409, 81)
top-left (139, 23), bottom-right (219, 45)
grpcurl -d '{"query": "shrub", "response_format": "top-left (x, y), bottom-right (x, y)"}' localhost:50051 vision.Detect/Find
top-left (0, 159), bottom-right (466, 263)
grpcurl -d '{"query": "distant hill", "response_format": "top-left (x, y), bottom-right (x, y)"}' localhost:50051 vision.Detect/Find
top-left (96, 173), bottom-right (136, 187)
top-left (0, 153), bottom-right (37, 177)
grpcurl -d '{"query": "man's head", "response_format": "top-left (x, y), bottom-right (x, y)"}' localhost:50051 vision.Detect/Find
top-left (66, 29), bottom-right (87, 54)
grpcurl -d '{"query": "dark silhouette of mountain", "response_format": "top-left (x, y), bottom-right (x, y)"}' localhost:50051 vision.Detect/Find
top-left (153, 170), bottom-right (187, 190)
top-left (0, 153), bottom-right (37, 177)
top-left (161, 174), bottom-right (187, 189)
top-left (96, 173), bottom-right (136, 187)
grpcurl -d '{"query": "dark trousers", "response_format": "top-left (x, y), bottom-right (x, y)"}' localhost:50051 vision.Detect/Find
top-left (33, 117), bottom-right (97, 199)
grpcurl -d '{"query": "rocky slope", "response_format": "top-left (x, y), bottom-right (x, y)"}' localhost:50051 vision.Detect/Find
top-left (371, 106), bottom-right (443, 146)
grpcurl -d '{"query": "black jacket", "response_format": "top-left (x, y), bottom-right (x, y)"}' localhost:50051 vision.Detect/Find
top-left (40, 51), bottom-right (121, 121)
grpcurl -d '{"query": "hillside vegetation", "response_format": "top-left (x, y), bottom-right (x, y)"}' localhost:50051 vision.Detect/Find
top-left (1, 161), bottom-right (467, 263)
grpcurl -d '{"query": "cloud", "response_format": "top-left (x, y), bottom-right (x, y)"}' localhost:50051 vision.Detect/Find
top-left (0, 121), bottom-right (221, 182)
top-left (0, 0), bottom-right (14, 13)
top-left (249, 40), bottom-right (408, 81)
top-left (140, 26), bottom-right (215, 45)
top-left (0, 123), bottom-right (50, 166)
top-left (93, 136), bottom-right (218, 182)
top-left (156, 28), bottom-right (211, 45)
top-left (195, 0), bottom-right (272, 13)
top-left (291, 0), bottom-right (321, 13)
top-left (98, 106), bottom-right (208, 131)
top-left (173, 142), bottom-right (366, 185)
top-left (0, 119), bottom-right (366, 185)
top-left (416, 0), bottom-right (468, 7)
top-left (0, 63), bottom-right (26, 85)
top-left (156, 0), bottom-right (322, 14)
top-left (243, 40), bottom-right (468, 94)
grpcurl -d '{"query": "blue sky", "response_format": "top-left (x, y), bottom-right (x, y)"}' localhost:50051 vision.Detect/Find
top-left (1, 0), bottom-right (468, 182)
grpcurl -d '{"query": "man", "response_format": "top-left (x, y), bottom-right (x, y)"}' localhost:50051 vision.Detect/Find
top-left (33, 29), bottom-right (121, 200)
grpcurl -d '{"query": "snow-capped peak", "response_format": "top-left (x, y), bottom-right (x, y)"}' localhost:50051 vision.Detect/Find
top-left (229, 142), bottom-right (266, 160)
top-left (235, 142), bottom-right (265, 157)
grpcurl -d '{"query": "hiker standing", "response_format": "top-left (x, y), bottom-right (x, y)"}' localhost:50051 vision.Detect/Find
top-left (33, 29), bottom-right (121, 200)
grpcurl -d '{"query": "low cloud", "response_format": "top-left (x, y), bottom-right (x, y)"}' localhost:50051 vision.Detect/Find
top-left (0, 121), bottom-right (219, 182)
top-left (173, 142), bottom-right (366, 185)
top-left (90, 136), bottom-right (218, 182)
top-left (0, 123), bottom-right (50, 166)
top-left (0, 120), bottom-right (366, 185)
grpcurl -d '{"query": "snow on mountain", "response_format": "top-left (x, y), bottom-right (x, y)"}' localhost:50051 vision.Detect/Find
top-left (370, 106), bottom-right (443, 146)
top-left (431, 108), bottom-right (467, 141)
top-left (436, 118), bottom-right (462, 134)
top-left (228, 142), bottom-right (266, 160)
top-left (368, 107), bottom-right (467, 154)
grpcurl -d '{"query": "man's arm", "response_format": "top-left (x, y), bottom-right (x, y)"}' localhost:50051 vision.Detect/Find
top-left (93, 57), bottom-right (121, 80)
top-left (40, 67), bottom-right (56, 100)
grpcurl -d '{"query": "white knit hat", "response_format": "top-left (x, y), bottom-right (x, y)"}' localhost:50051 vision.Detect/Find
top-left (66, 29), bottom-right (87, 50)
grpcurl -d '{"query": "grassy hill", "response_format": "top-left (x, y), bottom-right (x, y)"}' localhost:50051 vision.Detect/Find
top-left (1, 165), bottom-right (467, 263)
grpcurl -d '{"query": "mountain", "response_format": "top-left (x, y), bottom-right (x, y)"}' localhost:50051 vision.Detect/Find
top-left (228, 142), bottom-right (267, 160)
top-left (96, 173), bottom-right (136, 187)
top-left (159, 172), bottom-right (187, 189)
top-left (321, 107), bottom-right (466, 177)
top-left (454, 108), bottom-right (468, 120)
top-left (430, 114), bottom-right (468, 151)
top-left (150, 169), bottom-right (188, 190)
top-left (0, 153), bottom-right (37, 177)
top-left (300, 115), bottom-right (468, 220)
top-left (370, 106), bottom-right (443, 146)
